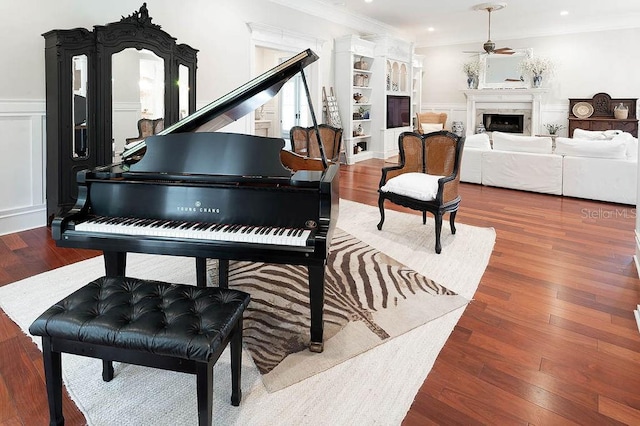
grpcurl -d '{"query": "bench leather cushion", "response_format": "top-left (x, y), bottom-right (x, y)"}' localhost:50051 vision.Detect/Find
top-left (29, 276), bottom-right (250, 362)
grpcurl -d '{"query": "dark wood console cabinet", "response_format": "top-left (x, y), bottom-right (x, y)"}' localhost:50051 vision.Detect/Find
top-left (568, 92), bottom-right (638, 138)
top-left (44, 3), bottom-right (198, 224)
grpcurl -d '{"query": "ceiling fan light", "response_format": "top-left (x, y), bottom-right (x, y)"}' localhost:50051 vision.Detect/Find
top-left (483, 40), bottom-right (495, 53)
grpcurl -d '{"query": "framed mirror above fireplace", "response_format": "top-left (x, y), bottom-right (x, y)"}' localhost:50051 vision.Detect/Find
top-left (478, 48), bottom-right (532, 89)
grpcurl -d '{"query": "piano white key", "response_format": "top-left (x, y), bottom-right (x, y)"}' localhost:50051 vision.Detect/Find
top-left (75, 216), bottom-right (311, 247)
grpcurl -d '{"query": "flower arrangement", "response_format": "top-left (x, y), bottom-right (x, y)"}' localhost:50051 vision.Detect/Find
top-left (462, 59), bottom-right (481, 77)
top-left (519, 56), bottom-right (554, 76)
top-left (544, 123), bottom-right (565, 135)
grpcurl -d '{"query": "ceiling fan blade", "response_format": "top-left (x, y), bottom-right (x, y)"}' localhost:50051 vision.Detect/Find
top-left (494, 47), bottom-right (515, 55)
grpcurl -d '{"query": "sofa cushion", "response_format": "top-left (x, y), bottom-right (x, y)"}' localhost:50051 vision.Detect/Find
top-left (555, 137), bottom-right (627, 159)
top-left (481, 150), bottom-right (563, 195)
top-left (491, 131), bottom-right (553, 154)
top-left (464, 133), bottom-right (491, 150)
top-left (562, 156), bottom-right (637, 204)
top-left (380, 172), bottom-right (444, 201)
top-left (573, 128), bottom-right (622, 140)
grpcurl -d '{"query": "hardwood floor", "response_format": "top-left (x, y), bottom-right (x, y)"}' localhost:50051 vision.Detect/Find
top-left (2, 158), bottom-right (640, 425)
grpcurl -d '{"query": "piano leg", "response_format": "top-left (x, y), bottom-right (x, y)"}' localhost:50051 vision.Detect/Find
top-left (195, 257), bottom-right (207, 287)
top-left (104, 251), bottom-right (126, 276)
top-left (218, 259), bottom-right (229, 289)
top-left (308, 264), bottom-right (325, 353)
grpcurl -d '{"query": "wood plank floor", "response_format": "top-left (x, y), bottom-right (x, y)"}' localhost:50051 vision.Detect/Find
top-left (1, 157), bottom-right (640, 425)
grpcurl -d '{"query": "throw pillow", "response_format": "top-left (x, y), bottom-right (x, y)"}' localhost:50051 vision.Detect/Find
top-left (610, 132), bottom-right (638, 160)
top-left (380, 172), bottom-right (444, 201)
top-left (555, 137), bottom-right (627, 159)
top-left (421, 123), bottom-right (443, 134)
top-left (572, 128), bottom-right (621, 140)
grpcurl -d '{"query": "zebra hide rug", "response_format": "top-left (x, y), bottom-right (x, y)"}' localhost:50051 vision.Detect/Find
top-left (207, 227), bottom-right (468, 392)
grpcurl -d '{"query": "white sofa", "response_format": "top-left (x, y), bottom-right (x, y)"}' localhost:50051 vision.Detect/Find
top-left (482, 132), bottom-right (563, 195)
top-left (460, 130), bottom-right (638, 204)
top-left (557, 132), bottom-right (637, 204)
top-left (460, 133), bottom-right (490, 184)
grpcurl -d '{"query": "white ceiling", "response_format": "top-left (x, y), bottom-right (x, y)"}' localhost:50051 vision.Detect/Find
top-left (276, 0), bottom-right (640, 47)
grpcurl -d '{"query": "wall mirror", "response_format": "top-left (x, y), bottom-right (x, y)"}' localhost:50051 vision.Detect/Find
top-left (479, 48), bottom-right (532, 89)
top-left (72, 54), bottom-right (88, 159)
top-left (43, 3), bottom-right (197, 223)
top-left (112, 48), bottom-right (165, 159)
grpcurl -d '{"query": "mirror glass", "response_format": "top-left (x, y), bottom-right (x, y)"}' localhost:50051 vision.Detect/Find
top-left (112, 48), bottom-right (164, 160)
top-left (72, 54), bottom-right (88, 158)
top-left (479, 49), bottom-right (532, 89)
top-left (178, 64), bottom-right (189, 119)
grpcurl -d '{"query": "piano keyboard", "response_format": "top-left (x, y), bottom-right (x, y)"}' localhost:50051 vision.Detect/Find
top-left (74, 216), bottom-right (312, 247)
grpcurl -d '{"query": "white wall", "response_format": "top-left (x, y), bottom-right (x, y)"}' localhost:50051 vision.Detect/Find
top-left (417, 28), bottom-right (640, 135)
top-left (1, 0), bottom-right (638, 235)
top-left (0, 0), bottom-right (363, 235)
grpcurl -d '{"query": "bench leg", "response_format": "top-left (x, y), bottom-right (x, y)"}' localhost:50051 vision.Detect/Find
top-left (42, 337), bottom-right (64, 426)
top-left (230, 318), bottom-right (243, 406)
top-left (102, 359), bottom-right (114, 381)
top-left (196, 362), bottom-right (213, 426)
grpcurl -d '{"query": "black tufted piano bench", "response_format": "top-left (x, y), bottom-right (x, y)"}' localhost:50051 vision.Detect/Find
top-left (29, 276), bottom-right (250, 426)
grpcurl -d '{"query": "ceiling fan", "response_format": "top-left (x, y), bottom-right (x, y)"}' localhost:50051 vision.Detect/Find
top-left (465, 2), bottom-right (514, 55)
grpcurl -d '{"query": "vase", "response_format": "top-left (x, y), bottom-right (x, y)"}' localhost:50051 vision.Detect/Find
top-left (614, 103), bottom-right (629, 119)
top-left (451, 121), bottom-right (464, 137)
top-left (467, 76), bottom-right (478, 89)
top-left (532, 74), bottom-right (542, 88)
top-left (475, 123), bottom-right (486, 134)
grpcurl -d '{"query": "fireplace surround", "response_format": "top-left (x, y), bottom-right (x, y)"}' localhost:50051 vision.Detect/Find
top-left (463, 88), bottom-right (547, 136)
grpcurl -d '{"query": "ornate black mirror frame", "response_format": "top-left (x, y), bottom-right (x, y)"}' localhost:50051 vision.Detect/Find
top-left (43, 3), bottom-right (198, 224)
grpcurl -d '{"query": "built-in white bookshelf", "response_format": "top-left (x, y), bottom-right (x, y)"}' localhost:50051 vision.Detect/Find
top-left (334, 35), bottom-right (376, 165)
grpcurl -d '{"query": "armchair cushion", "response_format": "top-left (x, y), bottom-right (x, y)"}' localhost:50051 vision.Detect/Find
top-left (555, 137), bottom-right (627, 159)
top-left (492, 131), bottom-right (553, 154)
top-left (380, 172), bottom-right (445, 201)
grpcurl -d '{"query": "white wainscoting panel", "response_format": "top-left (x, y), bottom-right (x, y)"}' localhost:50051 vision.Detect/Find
top-left (0, 100), bottom-right (47, 235)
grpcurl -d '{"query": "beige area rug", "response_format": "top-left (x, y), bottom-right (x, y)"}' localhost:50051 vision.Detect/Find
top-left (0, 200), bottom-right (495, 425)
top-left (208, 227), bottom-right (467, 392)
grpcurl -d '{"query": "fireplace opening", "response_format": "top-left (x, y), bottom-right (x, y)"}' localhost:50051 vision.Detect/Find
top-left (483, 114), bottom-right (524, 133)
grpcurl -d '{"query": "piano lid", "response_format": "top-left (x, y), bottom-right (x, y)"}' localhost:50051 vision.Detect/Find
top-left (122, 49), bottom-right (319, 160)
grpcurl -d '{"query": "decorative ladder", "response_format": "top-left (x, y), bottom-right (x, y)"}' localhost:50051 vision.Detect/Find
top-left (322, 87), bottom-right (345, 163)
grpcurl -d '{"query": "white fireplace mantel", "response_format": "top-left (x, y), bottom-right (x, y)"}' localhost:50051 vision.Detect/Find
top-left (463, 88), bottom-right (548, 136)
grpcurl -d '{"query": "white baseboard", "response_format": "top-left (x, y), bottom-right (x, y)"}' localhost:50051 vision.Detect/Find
top-left (0, 205), bottom-right (47, 236)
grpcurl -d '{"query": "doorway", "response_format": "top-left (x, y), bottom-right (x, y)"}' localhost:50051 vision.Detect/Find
top-left (254, 46), bottom-right (313, 149)
top-left (279, 66), bottom-right (311, 139)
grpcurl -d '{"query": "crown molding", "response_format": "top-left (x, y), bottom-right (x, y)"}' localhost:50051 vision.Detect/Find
top-left (267, 0), bottom-right (404, 38)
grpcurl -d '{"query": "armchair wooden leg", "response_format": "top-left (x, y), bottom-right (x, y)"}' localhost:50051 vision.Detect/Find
top-left (434, 213), bottom-right (443, 254)
top-left (377, 197), bottom-right (386, 230)
top-left (450, 210), bottom-right (457, 235)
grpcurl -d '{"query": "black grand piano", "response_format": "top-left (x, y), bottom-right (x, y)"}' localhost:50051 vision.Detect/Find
top-left (52, 49), bottom-right (339, 352)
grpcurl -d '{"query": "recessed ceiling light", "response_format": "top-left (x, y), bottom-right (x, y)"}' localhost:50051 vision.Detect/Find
top-left (427, 27), bottom-right (435, 32)
top-left (560, 10), bottom-right (569, 16)
top-left (364, 0), bottom-right (373, 3)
